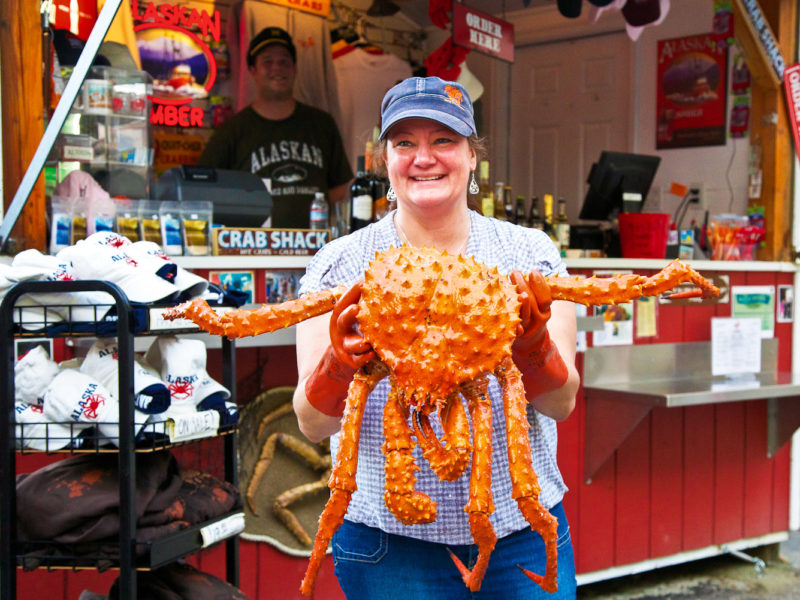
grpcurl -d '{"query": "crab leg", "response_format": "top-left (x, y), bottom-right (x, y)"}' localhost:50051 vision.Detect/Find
top-left (246, 432), bottom-right (330, 515)
top-left (495, 356), bottom-right (559, 593)
top-left (162, 285), bottom-right (347, 338)
top-left (447, 376), bottom-right (497, 592)
top-left (412, 394), bottom-right (472, 482)
top-left (273, 469), bottom-right (332, 546)
top-left (300, 362), bottom-right (387, 596)
top-left (383, 386), bottom-right (438, 525)
top-left (545, 260), bottom-right (719, 306)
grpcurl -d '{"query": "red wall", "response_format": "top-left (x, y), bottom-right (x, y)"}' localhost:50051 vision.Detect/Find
top-left (15, 268), bottom-right (794, 598)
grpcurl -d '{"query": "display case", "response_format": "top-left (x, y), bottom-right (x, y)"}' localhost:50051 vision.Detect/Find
top-left (45, 66), bottom-right (154, 199)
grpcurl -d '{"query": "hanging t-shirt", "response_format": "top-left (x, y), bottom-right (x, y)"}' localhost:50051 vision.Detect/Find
top-left (334, 48), bottom-right (412, 167)
top-left (197, 103), bottom-right (352, 229)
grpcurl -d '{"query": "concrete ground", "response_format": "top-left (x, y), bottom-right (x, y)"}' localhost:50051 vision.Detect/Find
top-left (577, 531), bottom-right (800, 599)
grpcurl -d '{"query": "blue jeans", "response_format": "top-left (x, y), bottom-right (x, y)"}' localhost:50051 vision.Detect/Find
top-left (332, 502), bottom-right (576, 600)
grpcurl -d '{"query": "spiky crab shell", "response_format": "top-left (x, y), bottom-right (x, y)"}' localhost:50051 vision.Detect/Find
top-left (357, 246), bottom-right (521, 404)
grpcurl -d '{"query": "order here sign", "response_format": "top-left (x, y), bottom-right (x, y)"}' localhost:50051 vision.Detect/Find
top-left (452, 3), bottom-right (514, 63)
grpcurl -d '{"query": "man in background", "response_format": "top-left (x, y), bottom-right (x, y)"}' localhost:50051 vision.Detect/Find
top-left (198, 27), bottom-right (352, 228)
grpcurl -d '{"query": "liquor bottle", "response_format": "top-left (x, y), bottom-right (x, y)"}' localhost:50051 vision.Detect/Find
top-left (350, 155), bottom-right (373, 231)
top-left (543, 193), bottom-right (558, 244)
top-left (310, 192), bottom-right (329, 230)
top-left (494, 181), bottom-right (506, 220)
top-left (366, 142), bottom-right (389, 221)
top-left (503, 186), bottom-right (514, 221)
top-left (478, 160), bottom-right (494, 218)
top-left (515, 195), bottom-right (528, 227)
top-left (529, 196), bottom-right (545, 231)
top-left (554, 197), bottom-right (570, 252)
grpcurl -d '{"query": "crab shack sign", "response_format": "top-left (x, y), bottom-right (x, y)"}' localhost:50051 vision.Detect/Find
top-left (132, 0), bottom-right (220, 128)
top-left (213, 228), bottom-right (330, 256)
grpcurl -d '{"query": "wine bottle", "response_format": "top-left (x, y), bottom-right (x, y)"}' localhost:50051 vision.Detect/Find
top-left (515, 195), bottom-right (528, 226)
top-left (529, 196), bottom-right (545, 231)
top-left (554, 197), bottom-right (570, 252)
top-left (478, 160), bottom-right (494, 218)
top-left (494, 182), bottom-right (506, 220)
top-left (503, 186), bottom-right (514, 222)
top-left (350, 155), bottom-right (373, 231)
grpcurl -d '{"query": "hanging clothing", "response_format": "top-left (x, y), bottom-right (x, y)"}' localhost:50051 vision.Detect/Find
top-left (227, 0), bottom-right (341, 124)
top-left (334, 48), bottom-right (412, 167)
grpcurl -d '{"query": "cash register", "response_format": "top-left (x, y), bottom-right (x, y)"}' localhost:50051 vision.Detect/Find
top-left (155, 166), bottom-right (273, 227)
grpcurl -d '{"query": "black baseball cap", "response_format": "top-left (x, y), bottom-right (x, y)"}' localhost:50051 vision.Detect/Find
top-left (247, 27), bottom-right (296, 66)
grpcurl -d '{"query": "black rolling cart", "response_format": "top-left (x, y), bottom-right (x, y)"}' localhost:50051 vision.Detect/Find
top-left (0, 280), bottom-right (241, 599)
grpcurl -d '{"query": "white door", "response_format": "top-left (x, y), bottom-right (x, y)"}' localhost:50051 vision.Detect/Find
top-left (508, 33), bottom-right (632, 223)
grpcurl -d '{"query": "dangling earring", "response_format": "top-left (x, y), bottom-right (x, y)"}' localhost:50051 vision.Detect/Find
top-left (386, 186), bottom-right (397, 203)
top-left (469, 172), bottom-right (479, 195)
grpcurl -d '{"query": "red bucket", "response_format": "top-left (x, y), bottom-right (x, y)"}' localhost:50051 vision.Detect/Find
top-left (618, 213), bottom-right (670, 259)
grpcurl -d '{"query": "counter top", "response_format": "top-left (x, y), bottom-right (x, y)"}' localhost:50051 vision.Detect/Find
top-left (168, 255), bottom-right (797, 273)
top-left (586, 371), bottom-right (800, 407)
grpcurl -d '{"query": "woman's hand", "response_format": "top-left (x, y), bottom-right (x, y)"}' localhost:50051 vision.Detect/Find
top-left (510, 270), bottom-right (572, 413)
top-left (510, 270), bottom-right (552, 352)
top-left (330, 281), bottom-right (376, 368)
top-left (301, 281), bottom-right (376, 422)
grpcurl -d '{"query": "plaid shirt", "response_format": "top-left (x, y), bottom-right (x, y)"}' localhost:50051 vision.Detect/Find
top-left (298, 210), bottom-right (569, 544)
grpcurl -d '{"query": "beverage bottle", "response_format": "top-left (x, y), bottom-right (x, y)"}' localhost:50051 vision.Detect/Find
top-left (310, 192), bottom-right (329, 230)
top-left (350, 155), bottom-right (373, 231)
top-left (515, 195), bottom-right (528, 226)
top-left (503, 186), bottom-right (514, 221)
top-left (366, 143), bottom-right (389, 221)
top-left (554, 197), bottom-right (570, 252)
top-left (543, 193), bottom-right (558, 244)
top-left (494, 181), bottom-right (506, 220)
top-left (529, 196), bottom-right (545, 231)
top-left (478, 160), bottom-right (494, 218)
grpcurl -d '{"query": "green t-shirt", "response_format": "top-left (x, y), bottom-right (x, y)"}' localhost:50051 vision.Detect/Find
top-left (198, 103), bottom-right (353, 228)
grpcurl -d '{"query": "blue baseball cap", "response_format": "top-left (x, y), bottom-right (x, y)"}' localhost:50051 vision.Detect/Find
top-left (379, 76), bottom-right (477, 140)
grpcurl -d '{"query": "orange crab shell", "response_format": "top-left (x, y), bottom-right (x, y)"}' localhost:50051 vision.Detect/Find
top-left (357, 246), bottom-right (521, 405)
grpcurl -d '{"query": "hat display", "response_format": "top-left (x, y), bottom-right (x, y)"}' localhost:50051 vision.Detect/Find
top-left (379, 76), bottom-right (477, 140)
top-left (125, 241), bottom-right (208, 300)
top-left (79, 338), bottom-right (171, 414)
top-left (14, 345), bottom-right (60, 405)
top-left (247, 27), bottom-right (296, 66)
top-left (42, 369), bottom-right (149, 446)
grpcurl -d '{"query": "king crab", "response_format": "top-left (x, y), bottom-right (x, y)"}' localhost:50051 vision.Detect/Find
top-left (164, 246), bottom-right (718, 595)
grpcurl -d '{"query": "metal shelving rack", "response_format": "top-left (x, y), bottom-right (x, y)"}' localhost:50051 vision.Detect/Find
top-left (0, 280), bottom-right (239, 599)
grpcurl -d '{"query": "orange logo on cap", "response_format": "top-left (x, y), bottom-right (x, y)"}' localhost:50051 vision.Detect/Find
top-left (444, 85), bottom-right (463, 106)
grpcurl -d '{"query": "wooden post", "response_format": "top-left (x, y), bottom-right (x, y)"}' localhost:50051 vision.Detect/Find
top-left (0, 1), bottom-right (46, 252)
top-left (732, 0), bottom-right (798, 261)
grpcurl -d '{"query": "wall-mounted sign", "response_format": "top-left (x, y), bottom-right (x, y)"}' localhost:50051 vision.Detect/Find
top-left (132, 1), bottom-right (220, 128)
top-left (213, 228), bottom-right (329, 256)
top-left (735, 0), bottom-right (785, 82)
top-left (452, 3), bottom-right (514, 63)
top-left (783, 64), bottom-right (800, 165)
top-left (656, 33), bottom-right (728, 149)
top-left (260, 0), bottom-right (331, 18)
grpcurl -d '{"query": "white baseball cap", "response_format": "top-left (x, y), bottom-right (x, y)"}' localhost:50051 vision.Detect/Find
top-left (42, 368), bottom-right (149, 447)
top-left (14, 344), bottom-right (60, 405)
top-left (126, 241), bottom-right (208, 300)
top-left (144, 336), bottom-right (230, 416)
top-left (79, 338), bottom-right (171, 414)
top-left (0, 263), bottom-right (66, 330)
top-left (14, 400), bottom-right (85, 451)
top-left (11, 249), bottom-right (115, 322)
top-left (67, 241), bottom-right (179, 304)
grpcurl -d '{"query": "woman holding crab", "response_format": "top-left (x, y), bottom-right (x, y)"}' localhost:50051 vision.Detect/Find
top-left (293, 76), bottom-right (580, 599)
